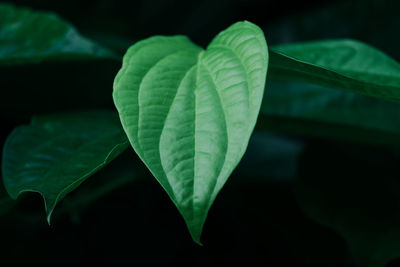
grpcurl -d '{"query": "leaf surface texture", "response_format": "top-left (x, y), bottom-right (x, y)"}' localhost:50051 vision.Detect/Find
top-left (2, 110), bottom-right (129, 221)
top-left (113, 21), bottom-right (268, 243)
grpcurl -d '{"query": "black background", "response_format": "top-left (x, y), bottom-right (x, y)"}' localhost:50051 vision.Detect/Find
top-left (1, 0), bottom-right (400, 266)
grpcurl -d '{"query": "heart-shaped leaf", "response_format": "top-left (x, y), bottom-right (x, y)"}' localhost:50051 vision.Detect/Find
top-left (2, 110), bottom-right (129, 222)
top-left (113, 21), bottom-right (268, 244)
top-left (0, 3), bottom-right (117, 65)
top-left (269, 39), bottom-right (400, 102)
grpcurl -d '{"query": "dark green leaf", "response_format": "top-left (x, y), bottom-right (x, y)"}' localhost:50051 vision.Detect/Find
top-left (2, 110), bottom-right (129, 222)
top-left (265, 0), bottom-right (400, 60)
top-left (258, 80), bottom-right (400, 146)
top-left (269, 39), bottom-right (400, 101)
top-left (55, 149), bottom-right (145, 223)
top-left (0, 3), bottom-right (117, 65)
top-left (113, 21), bottom-right (268, 244)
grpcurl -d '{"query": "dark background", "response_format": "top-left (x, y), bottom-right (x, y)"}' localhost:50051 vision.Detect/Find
top-left (1, 0), bottom-right (400, 266)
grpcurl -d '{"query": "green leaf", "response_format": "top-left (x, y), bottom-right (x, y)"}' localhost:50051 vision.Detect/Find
top-left (55, 149), bottom-right (145, 223)
top-left (113, 21), bottom-right (268, 244)
top-left (269, 39), bottom-right (400, 102)
top-left (0, 3), bottom-right (117, 65)
top-left (258, 80), bottom-right (400, 146)
top-left (2, 110), bottom-right (129, 222)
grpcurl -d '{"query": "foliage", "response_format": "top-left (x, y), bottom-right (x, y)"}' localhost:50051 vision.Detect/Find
top-left (113, 21), bottom-right (268, 243)
top-left (1, 2), bottom-right (400, 266)
top-left (2, 110), bottom-right (128, 222)
top-left (0, 3), bottom-right (116, 65)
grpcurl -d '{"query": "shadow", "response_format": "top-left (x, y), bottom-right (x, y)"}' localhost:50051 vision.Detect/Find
top-left (295, 140), bottom-right (400, 267)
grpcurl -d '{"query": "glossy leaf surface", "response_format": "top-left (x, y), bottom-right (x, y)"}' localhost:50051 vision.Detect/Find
top-left (269, 39), bottom-right (400, 101)
top-left (259, 80), bottom-right (400, 146)
top-left (2, 110), bottom-right (129, 221)
top-left (0, 3), bottom-right (117, 65)
top-left (113, 21), bottom-right (268, 243)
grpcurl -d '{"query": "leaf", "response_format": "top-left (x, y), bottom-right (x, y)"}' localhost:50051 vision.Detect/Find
top-left (1, 110), bottom-right (129, 222)
top-left (0, 3), bottom-right (117, 65)
top-left (265, 0), bottom-right (400, 60)
top-left (55, 149), bottom-right (145, 223)
top-left (258, 80), bottom-right (400, 146)
top-left (294, 142), bottom-right (400, 267)
top-left (113, 21), bottom-right (268, 244)
top-left (269, 39), bottom-right (400, 102)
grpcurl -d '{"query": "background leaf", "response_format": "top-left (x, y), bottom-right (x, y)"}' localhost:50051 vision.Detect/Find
top-left (2, 110), bottom-right (129, 221)
top-left (0, 3), bottom-right (117, 65)
top-left (269, 39), bottom-right (400, 101)
top-left (113, 21), bottom-right (268, 244)
top-left (258, 80), bottom-right (400, 146)
top-left (53, 148), bottom-right (145, 224)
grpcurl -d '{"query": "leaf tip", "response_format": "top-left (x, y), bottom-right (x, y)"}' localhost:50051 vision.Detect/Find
top-left (185, 215), bottom-right (207, 246)
top-left (46, 213), bottom-right (52, 226)
top-left (45, 203), bottom-right (55, 226)
top-left (188, 229), bottom-right (204, 246)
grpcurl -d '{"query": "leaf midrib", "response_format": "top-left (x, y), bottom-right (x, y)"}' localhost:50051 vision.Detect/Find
top-left (197, 59), bottom-right (229, 216)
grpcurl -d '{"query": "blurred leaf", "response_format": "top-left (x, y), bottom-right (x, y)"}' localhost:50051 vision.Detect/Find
top-left (258, 80), bottom-right (400, 146)
top-left (269, 39), bottom-right (400, 102)
top-left (0, 3), bottom-right (117, 65)
top-left (2, 110), bottom-right (129, 222)
top-left (295, 142), bottom-right (400, 267)
top-left (113, 21), bottom-right (268, 244)
top-left (265, 0), bottom-right (400, 60)
top-left (0, 5), bottom-right (121, 121)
